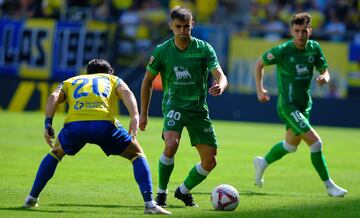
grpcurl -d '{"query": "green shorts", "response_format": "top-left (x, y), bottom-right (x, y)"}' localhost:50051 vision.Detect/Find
top-left (277, 105), bottom-right (312, 135)
top-left (162, 106), bottom-right (218, 147)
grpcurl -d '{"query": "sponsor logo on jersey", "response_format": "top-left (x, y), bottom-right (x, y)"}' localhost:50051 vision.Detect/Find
top-left (74, 101), bottom-right (84, 110)
top-left (266, 52), bottom-right (274, 60)
top-left (203, 127), bottom-right (213, 133)
top-left (295, 64), bottom-right (309, 75)
top-left (85, 101), bottom-right (106, 109)
top-left (174, 66), bottom-right (191, 80)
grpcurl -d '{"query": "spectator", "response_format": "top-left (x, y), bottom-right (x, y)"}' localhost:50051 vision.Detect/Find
top-left (324, 10), bottom-right (346, 41)
top-left (195, 0), bottom-right (218, 23)
top-left (42, 0), bottom-right (62, 18)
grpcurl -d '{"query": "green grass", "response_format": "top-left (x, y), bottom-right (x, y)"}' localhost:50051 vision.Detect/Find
top-left (0, 111), bottom-right (359, 217)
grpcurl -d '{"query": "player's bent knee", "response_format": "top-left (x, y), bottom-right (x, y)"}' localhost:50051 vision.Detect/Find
top-left (283, 141), bottom-right (298, 153)
top-left (130, 153), bottom-right (146, 162)
top-left (164, 143), bottom-right (178, 157)
top-left (164, 137), bottom-right (179, 148)
top-left (120, 140), bottom-right (145, 160)
top-left (310, 140), bottom-right (322, 153)
top-left (202, 158), bottom-right (217, 172)
top-left (50, 145), bottom-right (65, 161)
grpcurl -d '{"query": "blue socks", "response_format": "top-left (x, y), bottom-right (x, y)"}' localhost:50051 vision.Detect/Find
top-left (29, 153), bottom-right (59, 198)
top-left (132, 156), bottom-right (153, 202)
top-left (29, 153), bottom-right (153, 203)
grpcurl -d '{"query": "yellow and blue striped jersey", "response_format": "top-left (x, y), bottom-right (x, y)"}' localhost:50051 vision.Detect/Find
top-left (59, 73), bottom-right (123, 123)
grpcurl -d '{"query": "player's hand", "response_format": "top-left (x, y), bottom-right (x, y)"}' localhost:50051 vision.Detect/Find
top-left (316, 74), bottom-right (329, 86)
top-left (139, 113), bottom-right (148, 131)
top-left (129, 116), bottom-right (139, 138)
top-left (208, 80), bottom-right (223, 96)
top-left (256, 89), bottom-right (270, 103)
top-left (44, 125), bottom-right (55, 147)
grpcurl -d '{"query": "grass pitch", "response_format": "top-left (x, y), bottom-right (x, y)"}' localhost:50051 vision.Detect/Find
top-left (0, 111), bottom-right (359, 217)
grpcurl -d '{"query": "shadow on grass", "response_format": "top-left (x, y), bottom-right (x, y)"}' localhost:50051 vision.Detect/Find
top-left (165, 190), bottom-right (278, 209)
top-left (0, 207), bottom-right (67, 213)
top-left (0, 204), bottom-right (143, 214)
top-left (194, 197), bottom-right (360, 218)
top-left (243, 198), bottom-right (359, 218)
top-left (191, 189), bottom-right (351, 197)
top-left (47, 203), bottom-right (142, 209)
top-left (191, 190), bottom-right (283, 196)
top-left (1, 197), bottom-right (359, 217)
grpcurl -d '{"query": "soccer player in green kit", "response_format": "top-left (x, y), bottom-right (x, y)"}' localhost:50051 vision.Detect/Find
top-left (254, 12), bottom-right (347, 197)
top-left (140, 6), bottom-right (228, 207)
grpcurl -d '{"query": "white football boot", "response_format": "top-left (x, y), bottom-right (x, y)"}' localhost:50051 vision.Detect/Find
top-left (144, 205), bottom-right (172, 215)
top-left (23, 195), bottom-right (39, 208)
top-left (327, 183), bottom-right (348, 197)
top-left (253, 156), bottom-right (268, 187)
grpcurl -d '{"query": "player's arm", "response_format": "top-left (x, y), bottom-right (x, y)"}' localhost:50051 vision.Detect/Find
top-left (316, 69), bottom-right (330, 86)
top-left (44, 87), bottom-right (66, 147)
top-left (116, 82), bottom-right (139, 138)
top-left (255, 58), bottom-right (270, 103)
top-left (209, 67), bottom-right (228, 96)
top-left (139, 71), bottom-right (156, 131)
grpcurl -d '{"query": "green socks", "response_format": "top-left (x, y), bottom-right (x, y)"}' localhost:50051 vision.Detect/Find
top-left (310, 141), bottom-right (330, 181)
top-left (158, 156), bottom-right (210, 192)
top-left (263, 140), bottom-right (330, 182)
top-left (183, 164), bottom-right (208, 191)
top-left (264, 141), bottom-right (290, 164)
top-left (158, 155), bottom-right (174, 190)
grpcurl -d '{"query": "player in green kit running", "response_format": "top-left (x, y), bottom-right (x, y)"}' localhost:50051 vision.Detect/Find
top-left (254, 12), bottom-right (347, 197)
top-left (140, 6), bottom-right (228, 207)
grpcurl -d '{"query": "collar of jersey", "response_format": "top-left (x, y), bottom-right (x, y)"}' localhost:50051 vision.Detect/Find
top-left (290, 39), bottom-right (310, 51)
top-left (172, 36), bottom-right (194, 52)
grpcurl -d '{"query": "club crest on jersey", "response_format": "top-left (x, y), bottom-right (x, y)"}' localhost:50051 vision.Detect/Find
top-left (308, 56), bottom-right (314, 63)
top-left (168, 119), bottom-right (176, 126)
top-left (174, 66), bottom-right (191, 80)
top-left (266, 52), bottom-right (274, 60)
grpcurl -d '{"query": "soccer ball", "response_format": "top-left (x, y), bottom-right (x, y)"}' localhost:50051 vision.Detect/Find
top-left (211, 184), bottom-right (240, 211)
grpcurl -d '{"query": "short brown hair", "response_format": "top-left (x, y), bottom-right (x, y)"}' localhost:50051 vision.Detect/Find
top-left (87, 59), bottom-right (114, 75)
top-left (170, 6), bottom-right (193, 21)
top-left (290, 12), bottom-right (311, 27)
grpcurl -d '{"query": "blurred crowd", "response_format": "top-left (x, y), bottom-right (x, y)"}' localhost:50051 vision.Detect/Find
top-left (1, 0), bottom-right (359, 41)
top-left (246, 0), bottom-right (360, 42)
top-left (1, 0), bottom-right (359, 70)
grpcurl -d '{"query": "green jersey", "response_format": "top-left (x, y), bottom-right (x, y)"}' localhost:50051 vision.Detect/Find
top-left (146, 37), bottom-right (220, 112)
top-left (262, 40), bottom-right (328, 110)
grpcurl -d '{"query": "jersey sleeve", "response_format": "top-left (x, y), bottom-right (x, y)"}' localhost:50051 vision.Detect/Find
top-left (262, 45), bottom-right (281, 66)
top-left (205, 42), bottom-right (220, 71)
top-left (58, 81), bottom-right (68, 98)
top-left (314, 42), bottom-right (328, 73)
top-left (146, 46), bottom-right (162, 76)
top-left (110, 75), bottom-right (124, 88)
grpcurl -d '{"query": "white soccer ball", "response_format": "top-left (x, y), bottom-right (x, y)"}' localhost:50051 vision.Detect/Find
top-left (211, 184), bottom-right (240, 211)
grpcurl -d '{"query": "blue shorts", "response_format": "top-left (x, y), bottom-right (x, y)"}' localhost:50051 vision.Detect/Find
top-left (58, 121), bottom-right (132, 156)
